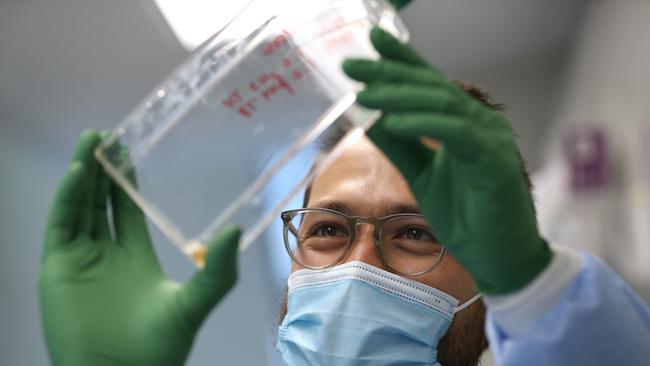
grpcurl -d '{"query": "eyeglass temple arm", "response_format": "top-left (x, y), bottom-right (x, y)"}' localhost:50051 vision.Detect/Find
top-left (288, 223), bottom-right (299, 237)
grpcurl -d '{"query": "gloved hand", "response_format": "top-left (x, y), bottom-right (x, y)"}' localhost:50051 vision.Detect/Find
top-left (39, 130), bottom-right (240, 366)
top-left (342, 27), bottom-right (552, 295)
top-left (388, 0), bottom-right (412, 10)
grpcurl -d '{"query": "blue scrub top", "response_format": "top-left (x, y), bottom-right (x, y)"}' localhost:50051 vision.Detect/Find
top-left (486, 253), bottom-right (650, 365)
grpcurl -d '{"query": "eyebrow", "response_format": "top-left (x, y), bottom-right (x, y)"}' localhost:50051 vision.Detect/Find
top-left (384, 202), bottom-right (422, 216)
top-left (309, 199), bottom-right (422, 216)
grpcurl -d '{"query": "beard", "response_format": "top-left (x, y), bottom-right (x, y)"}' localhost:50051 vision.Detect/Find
top-left (277, 287), bottom-right (488, 366)
top-left (436, 299), bottom-right (488, 366)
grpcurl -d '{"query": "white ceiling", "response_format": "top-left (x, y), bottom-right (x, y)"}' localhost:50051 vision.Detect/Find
top-left (0, 0), bottom-right (586, 158)
top-left (403, 0), bottom-right (586, 76)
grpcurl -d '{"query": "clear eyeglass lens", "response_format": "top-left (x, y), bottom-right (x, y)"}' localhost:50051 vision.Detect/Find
top-left (286, 211), bottom-right (351, 268)
top-left (379, 216), bottom-right (443, 274)
top-left (284, 211), bottom-right (443, 274)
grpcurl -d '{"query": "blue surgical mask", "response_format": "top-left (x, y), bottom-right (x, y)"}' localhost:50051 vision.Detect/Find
top-left (276, 261), bottom-right (481, 366)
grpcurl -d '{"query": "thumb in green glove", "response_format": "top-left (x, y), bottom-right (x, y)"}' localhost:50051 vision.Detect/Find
top-left (343, 27), bottom-right (552, 295)
top-left (40, 130), bottom-right (240, 366)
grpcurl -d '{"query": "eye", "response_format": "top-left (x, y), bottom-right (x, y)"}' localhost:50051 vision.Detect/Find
top-left (312, 224), bottom-right (347, 238)
top-left (397, 227), bottom-right (435, 242)
top-left (407, 228), bottom-right (425, 240)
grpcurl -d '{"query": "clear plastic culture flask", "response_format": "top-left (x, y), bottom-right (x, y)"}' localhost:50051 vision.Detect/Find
top-left (95, 0), bottom-right (409, 267)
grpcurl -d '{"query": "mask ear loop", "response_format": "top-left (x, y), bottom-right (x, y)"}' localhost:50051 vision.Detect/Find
top-left (453, 293), bottom-right (482, 313)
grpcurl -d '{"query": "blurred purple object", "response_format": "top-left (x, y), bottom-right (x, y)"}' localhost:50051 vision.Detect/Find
top-left (563, 126), bottom-right (607, 191)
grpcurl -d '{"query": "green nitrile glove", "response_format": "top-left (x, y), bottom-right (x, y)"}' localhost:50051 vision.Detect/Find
top-left (388, 0), bottom-right (413, 10)
top-left (342, 27), bottom-right (552, 295)
top-left (39, 130), bottom-right (241, 366)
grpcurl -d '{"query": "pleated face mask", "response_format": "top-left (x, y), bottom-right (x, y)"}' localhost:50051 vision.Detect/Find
top-left (276, 261), bottom-right (481, 365)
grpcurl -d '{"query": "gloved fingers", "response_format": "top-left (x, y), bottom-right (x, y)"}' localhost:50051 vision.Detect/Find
top-left (110, 180), bottom-right (161, 264)
top-left (178, 226), bottom-right (241, 329)
top-left (110, 172), bottom-right (145, 241)
top-left (106, 144), bottom-right (160, 263)
top-left (369, 26), bottom-right (433, 69)
top-left (366, 114), bottom-right (434, 181)
top-left (343, 58), bottom-right (449, 87)
top-left (382, 112), bottom-right (479, 157)
top-left (388, 0), bottom-right (413, 10)
top-left (70, 129), bottom-right (101, 167)
top-left (46, 130), bottom-right (100, 245)
top-left (45, 161), bottom-right (91, 247)
top-left (91, 168), bottom-right (111, 240)
top-left (357, 83), bottom-right (462, 113)
top-left (109, 160), bottom-right (153, 246)
top-left (76, 134), bottom-right (102, 237)
top-left (90, 130), bottom-right (112, 241)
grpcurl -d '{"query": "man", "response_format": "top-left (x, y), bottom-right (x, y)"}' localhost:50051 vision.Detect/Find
top-left (39, 5), bottom-right (650, 366)
top-left (275, 136), bottom-right (488, 365)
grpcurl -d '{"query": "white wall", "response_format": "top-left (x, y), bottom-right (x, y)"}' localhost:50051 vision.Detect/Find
top-left (537, 0), bottom-right (650, 300)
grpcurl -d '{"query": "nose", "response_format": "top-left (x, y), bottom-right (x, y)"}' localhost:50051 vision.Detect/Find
top-left (344, 223), bottom-right (385, 269)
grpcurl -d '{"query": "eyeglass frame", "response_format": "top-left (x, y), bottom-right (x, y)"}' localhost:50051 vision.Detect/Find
top-left (280, 207), bottom-right (446, 276)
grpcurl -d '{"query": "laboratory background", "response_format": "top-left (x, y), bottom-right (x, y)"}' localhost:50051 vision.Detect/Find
top-left (2, 0), bottom-right (650, 365)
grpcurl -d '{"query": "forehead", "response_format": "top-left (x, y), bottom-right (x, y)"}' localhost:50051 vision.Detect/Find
top-left (308, 137), bottom-right (417, 216)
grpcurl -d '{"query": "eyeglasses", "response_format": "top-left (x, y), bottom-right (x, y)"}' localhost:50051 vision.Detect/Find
top-left (280, 208), bottom-right (445, 276)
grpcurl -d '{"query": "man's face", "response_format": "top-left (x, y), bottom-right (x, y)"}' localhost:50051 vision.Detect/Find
top-left (281, 136), bottom-right (487, 366)
top-left (297, 137), bottom-right (476, 300)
